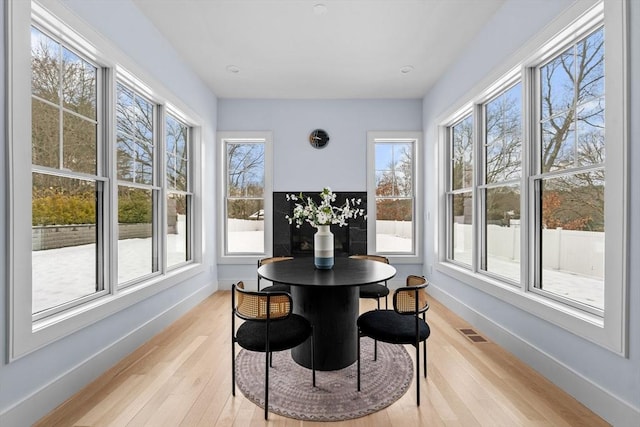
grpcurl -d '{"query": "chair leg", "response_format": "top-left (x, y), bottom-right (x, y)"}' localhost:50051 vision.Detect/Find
top-left (269, 351), bottom-right (273, 368)
top-left (264, 350), bottom-right (269, 420)
top-left (374, 339), bottom-right (378, 361)
top-left (231, 341), bottom-right (236, 396)
top-left (423, 340), bottom-right (427, 378)
top-left (357, 333), bottom-right (361, 391)
top-left (376, 298), bottom-right (380, 310)
top-left (416, 341), bottom-right (421, 406)
top-left (311, 332), bottom-right (316, 387)
top-left (311, 336), bottom-right (316, 387)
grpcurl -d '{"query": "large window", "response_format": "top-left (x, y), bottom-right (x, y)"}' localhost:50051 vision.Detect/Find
top-left (368, 132), bottom-right (421, 260)
top-left (533, 28), bottom-right (605, 312)
top-left (438, 0), bottom-right (627, 353)
top-left (166, 113), bottom-right (192, 268)
top-left (7, 3), bottom-right (201, 359)
top-left (446, 115), bottom-right (473, 265)
top-left (116, 82), bottom-right (158, 285)
top-left (220, 132), bottom-right (273, 258)
top-left (481, 82), bottom-right (522, 283)
top-left (31, 26), bottom-right (105, 316)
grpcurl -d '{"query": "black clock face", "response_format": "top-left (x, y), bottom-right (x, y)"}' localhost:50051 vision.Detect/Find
top-left (309, 129), bottom-right (329, 149)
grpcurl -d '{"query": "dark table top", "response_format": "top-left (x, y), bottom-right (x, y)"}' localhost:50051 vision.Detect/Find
top-left (257, 257), bottom-right (396, 288)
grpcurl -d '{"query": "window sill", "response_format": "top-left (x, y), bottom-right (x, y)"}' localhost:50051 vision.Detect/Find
top-left (217, 255), bottom-right (264, 265)
top-left (434, 261), bottom-right (616, 351)
top-left (385, 254), bottom-right (422, 265)
top-left (14, 263), bottom-right (205, 360)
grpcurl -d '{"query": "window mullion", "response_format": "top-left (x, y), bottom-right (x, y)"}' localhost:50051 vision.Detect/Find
top-left (473, 103), bottom-right (483, 274)
top-left (522, 65), bottom-right (536, 293)
top-left (155, 105), bottom-right (165, 274)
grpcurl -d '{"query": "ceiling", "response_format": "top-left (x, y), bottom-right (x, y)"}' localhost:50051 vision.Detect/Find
top-left (132, 0), bottom-right (506, 99)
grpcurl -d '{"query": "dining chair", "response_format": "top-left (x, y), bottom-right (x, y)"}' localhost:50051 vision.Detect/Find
top-left (349, 254), bottom-right (390, 309)
top-left (231, 281), bottom-right (316, 419)
top-left (257, 256), bottom-right (294, 292)
top-left (356, 275), bottom-right (430, 406)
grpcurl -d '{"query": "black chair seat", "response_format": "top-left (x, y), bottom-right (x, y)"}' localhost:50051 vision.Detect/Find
top-left (358, 310), bottom-right (430, 345)
top-left (357, 276), bottom-right (430, 406)
top-left (236, 314), bottom-right (311, 352)
top-left (359, 283), bottom-right (390, 299)
top-left (232, 281), bottom-right (315, 420)
top-left (350, 255), bottom-right (390, 309)
top-left (261, 283), bottom-right (291, 293)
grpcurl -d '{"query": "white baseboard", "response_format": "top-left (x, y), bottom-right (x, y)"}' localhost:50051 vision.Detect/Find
top-left (428, 286), bottom-right (640, 427)
top-left (0, 284), bottom-right (214, 427)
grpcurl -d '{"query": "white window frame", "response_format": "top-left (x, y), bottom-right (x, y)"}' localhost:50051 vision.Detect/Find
top-left (367, 131), bottom-right (422, 264)
top-left (477, 77), bottom-right (523, 284)
top-left (217, 131), bottom-right (273, 264)
top-left (436, 0), bottom-right (628, 354)
top-left (115, 79), bottom-right (162, 288)
top-left (164, 108), bottom-right (194, 271)
top-left (29, 23), bottom-right (109, 320)
top-left (6, 0), bottom-right (204, 360)
top-left (444, 110), bottom-right (474, 268)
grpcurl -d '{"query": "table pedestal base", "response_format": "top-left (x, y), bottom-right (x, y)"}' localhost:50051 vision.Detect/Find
top-left (291, 286), bottom-right (359, 371)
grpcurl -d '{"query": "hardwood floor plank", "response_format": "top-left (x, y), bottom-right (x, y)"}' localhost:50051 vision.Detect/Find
top-left (73, 375), bottom-right (145, 426)
top-left (106, 336), bottom-right (208, 426)
top-left (34, 291), bottom-right (609, 427)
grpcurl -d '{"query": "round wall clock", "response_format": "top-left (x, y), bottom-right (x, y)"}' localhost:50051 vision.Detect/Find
top-left (309, 129), bottom-right (329, 149)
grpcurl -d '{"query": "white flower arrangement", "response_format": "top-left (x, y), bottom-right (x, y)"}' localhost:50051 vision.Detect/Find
top-left (285, 187), bottom-right (365, 228)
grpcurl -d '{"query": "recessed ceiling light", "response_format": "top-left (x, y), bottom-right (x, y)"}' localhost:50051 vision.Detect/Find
top-left (400, 65), bottom-right (414, 74)
top-left (313, 4), bottom-right (327, 16)
top-left (226, 65), bottom-right (240, 74)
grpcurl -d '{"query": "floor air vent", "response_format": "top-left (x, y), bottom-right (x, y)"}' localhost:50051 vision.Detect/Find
top-left (458, 328), bottom-right (488, 343)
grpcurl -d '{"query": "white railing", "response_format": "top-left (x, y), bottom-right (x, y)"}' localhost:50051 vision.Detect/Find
top-left (454, 223), bottom-right (604, 279)
top-left (227, 218), bottom-right (265, 232)
top-left (376, 220), bottom-right (412, 239)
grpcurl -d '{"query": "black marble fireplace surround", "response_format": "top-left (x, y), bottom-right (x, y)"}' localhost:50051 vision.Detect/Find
top-left (273, 191), bottom-right (367, 257)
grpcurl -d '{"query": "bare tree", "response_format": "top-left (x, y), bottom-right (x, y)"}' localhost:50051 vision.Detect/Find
top-left (227, 143), bottom-right (264, 219)
top-left (539, 28), bottom-right (605, 231)
top-left (485, 85), bottom-right (521, 184)
top-left (32, 28), bottom-right (97, 176)
top-left (116, 83), bottom-right (154, 184)
top-left (375, 143), bottom-right (413, 221)
top-left (540, 29), bottom-right (604, 172)
top-left (31, 28), bottom-right (99, 225)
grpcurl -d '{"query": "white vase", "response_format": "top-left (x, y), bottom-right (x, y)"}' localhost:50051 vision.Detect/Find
top-left (314, 225), bottom-right (334, 269)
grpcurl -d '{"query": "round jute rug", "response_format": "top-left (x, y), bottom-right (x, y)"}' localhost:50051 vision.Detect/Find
top-left (235, 338), bottom-right (413, 421)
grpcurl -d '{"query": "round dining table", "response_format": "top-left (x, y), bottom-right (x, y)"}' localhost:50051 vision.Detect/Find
top-left (257, 256), bottom-right (396, 371)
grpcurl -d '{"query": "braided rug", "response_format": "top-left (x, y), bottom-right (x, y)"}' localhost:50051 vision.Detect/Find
top-left (235, 338), bottom-right (412, 421)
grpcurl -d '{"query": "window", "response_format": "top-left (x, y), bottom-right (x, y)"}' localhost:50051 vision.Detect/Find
top-left (481, 82), bottom-right (522, 282)
top-left (367, 132), bottom-right (421, 260)
top-left (7, 2), bottom-right (202, 359)
top-left (446, 115), bottom-right (474, 265)
top-left (31, 26), bottom-right (106, 317)
top-left (116, 82), bottom-right (158, 286)
top-left (438, 0), bottom-right (627, 353)
top-left (533, 28), bottom-right (605, 312)
top-left (220, 132), bottom-right (273, 258)
top-left (166, 113), bottom-right (192, 268)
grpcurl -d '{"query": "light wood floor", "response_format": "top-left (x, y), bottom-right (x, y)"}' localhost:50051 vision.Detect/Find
top-left (36, 291), bottom-right (609, 426)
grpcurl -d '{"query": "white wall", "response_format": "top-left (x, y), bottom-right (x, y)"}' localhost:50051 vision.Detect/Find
top-left (422, 0), bottom-right (640, 425)
top-left (217, 99), bottom-right (424, 287)
top-left (0, 1), bottom-right (219, 425)
top-left (218, 99), bottom-right (422, 191)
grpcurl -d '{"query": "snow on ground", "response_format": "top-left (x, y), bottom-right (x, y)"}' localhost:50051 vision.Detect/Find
top-left (33, 234), bottom-right (187, 313)
top-left (32, 231), bottom-right (603, 314)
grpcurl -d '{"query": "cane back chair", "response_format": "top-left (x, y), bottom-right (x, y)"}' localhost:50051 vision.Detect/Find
top-left (349, 254), bottom-right (390, 309)
top-left (356, 275), bottom-right (430, 405)
top-left (231, 281), bottom-right (315, 419)
top-left (257, 256), bottom-right (294, 292)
